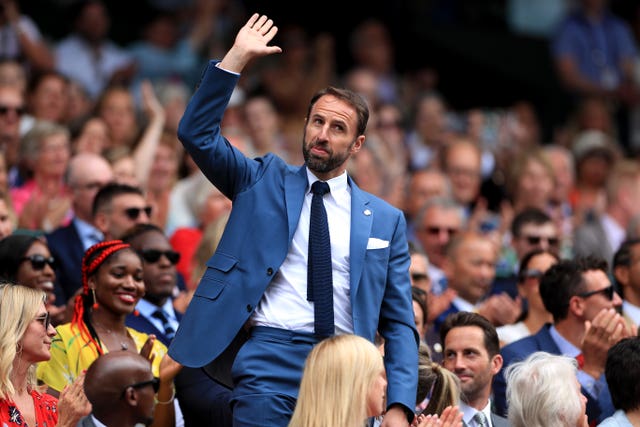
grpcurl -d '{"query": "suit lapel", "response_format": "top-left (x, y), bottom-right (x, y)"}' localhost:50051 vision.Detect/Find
top-left (284, 166), bottom-right (308, 243)
top-left (348, 178), bottom-right (372, 298)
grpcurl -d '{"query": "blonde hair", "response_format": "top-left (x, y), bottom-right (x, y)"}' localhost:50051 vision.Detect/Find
top-left (288, 334), bottom-right (385, 427)
top-left (0, 284), bottom-right (47, 399)
top-left (417, 343), bottom-right (460, 416)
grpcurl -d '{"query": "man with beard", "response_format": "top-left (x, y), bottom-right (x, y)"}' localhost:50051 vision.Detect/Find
top-left (440, 311), bottom-right (510, 427)
top-left (167, 13), bottom-right (418, 427)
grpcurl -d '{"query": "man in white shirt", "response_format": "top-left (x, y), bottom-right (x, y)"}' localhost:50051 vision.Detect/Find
top-left (440, 311), bottom-right (510, 427)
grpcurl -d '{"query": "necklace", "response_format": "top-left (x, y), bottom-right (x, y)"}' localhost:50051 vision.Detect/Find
top-left (92, 321), bottom-right (130, 351)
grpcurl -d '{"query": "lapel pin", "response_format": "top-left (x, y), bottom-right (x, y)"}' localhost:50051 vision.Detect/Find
top-left (364, 209), bottom-right (371, 216)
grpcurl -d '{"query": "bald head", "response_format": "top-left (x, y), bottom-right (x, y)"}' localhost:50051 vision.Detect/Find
top-left (67, 152), bottom-right (113, 221)
top-left (84, 351), bottom-right (155, 426)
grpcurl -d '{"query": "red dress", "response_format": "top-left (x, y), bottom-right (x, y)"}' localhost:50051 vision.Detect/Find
top-left (0, 391), bottom-right (58, 427)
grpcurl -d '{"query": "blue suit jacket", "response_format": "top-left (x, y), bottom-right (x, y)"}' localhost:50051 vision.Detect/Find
top-left (168, 61), bottom-right (419, 411)
top-left (493, 324), bottom-right (614, 424)
top-left (46, 220), bottom-right (84, 305)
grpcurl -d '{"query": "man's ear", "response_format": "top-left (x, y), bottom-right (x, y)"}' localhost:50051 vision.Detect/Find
top-left (93, 212), bottom-right (108, 235)
top-left (350, 135), bottom-right (365, 154)
top-left (490, 353), bottom-right (503, 376)
top-left (568, 295), bottom-right (585, 317)
top-left (123, 387), bottom-right (139, 406)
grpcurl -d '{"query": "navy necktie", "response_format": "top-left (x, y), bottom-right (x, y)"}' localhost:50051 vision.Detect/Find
top-left (152, 309), bottom-right (176, 341)
top-left (307, 181), bottom-right (334, 338)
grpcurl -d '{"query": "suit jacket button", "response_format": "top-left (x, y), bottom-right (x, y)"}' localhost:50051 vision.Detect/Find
top-left (267, 267), bottom-right (273, 276)
top-left (246, 304), bottom-right (252, 312)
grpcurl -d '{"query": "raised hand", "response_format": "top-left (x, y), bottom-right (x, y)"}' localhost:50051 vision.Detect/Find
top-left (219, 13), bottom-right (282, 73)
top-left (581, 307), bottom-right (631, 379)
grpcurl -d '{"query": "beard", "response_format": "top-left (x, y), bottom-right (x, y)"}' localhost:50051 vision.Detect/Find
top-left (302, 136), bottom-right (354, 175)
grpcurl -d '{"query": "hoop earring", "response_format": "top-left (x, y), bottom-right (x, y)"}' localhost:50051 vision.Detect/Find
top-left (91, 288), bottom-right (99, 310)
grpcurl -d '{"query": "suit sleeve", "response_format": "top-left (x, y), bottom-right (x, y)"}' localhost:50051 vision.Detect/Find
top-left (378, 212), bottom-right (420, 413)
top-left (177, 61), bottom-right (263, 199)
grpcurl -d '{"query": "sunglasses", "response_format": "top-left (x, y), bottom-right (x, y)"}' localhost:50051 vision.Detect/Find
top-left (34, 312), bottom-right (51, 329)
top-left (121, 377), bottom-right (160, 398)
top-left (411, 272), bottom-right (429, 282)
top-left (423, 227), bottom-right (458, 236)
top-left (123, 206), bottom-right (152, 220)
top-left (138, 249), bottom-right (180, 265)
top-left (577, 285), bottom-right (616, 301)
top-left (522, 235), bottom-right (560, 247)
top-left (519, 268), bottom-right (544, 281)
top-left (0, 105), bottom-right (25, 116)
top-left (21, 255), bottom-right (56, 271)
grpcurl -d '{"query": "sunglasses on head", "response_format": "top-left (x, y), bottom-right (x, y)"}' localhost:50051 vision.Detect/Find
top-left (123, 206), bottom-right (152, 220)
top-left (523, 235), bottom-right (559, 247)
top-left (138, 249), bottom-right (180, 265)
top-left (34, 312), bottom-right (51, 329)
top-left (0, 105), bottom-right (25, 116)
top-left (21, 255), bottom-right (56, 271)
top-left (121, 377), bottom-right (160, 398)
top-left (577, 284), bottom-right (616, 301)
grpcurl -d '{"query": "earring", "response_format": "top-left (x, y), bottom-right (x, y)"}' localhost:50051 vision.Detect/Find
top-left (91, 288), bottom-right (99, 310)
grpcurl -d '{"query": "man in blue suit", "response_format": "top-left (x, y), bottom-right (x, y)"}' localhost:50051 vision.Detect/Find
top-left (168, 13), bottom-right (418, 427)
top-left (493, 257), bottom-right (635, 425)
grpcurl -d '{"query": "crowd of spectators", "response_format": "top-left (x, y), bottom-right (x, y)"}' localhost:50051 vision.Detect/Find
top-left (0, 0), bottom-right (640, 426)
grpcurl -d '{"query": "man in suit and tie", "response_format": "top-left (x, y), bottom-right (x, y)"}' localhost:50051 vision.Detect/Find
top-left (122, 223), bottom-right (232, 427)
top-left (493, 257), bottom-right (635, 425)
top-left (168, 13), bottom-right (418, 427)
top-left (46, 152), bottom-right (113, 309)
top-left (78, 351), bottom-right (157, 427)
top-left (440, 311), bottom-right (510, 427)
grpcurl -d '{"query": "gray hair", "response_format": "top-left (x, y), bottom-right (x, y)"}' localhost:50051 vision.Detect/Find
top-left (20, 120), bottom-right (70, 163)
top-left (505, 352), bottom-right (583, 427)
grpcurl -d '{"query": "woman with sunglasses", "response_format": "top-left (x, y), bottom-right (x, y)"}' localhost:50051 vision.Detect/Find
top-left (36, 240), bottom-right (180, 427)
top-left (0, 283), bottom-right (90, 427)
top-left (0, 234), bottom-right (66, 324)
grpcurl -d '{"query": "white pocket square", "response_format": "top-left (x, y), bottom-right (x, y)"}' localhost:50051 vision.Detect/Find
top-left (367, 237), bottom-right (389, 249)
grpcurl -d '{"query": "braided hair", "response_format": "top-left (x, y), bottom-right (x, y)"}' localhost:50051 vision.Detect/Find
top-left (71, 240), bottom-right (132, 358)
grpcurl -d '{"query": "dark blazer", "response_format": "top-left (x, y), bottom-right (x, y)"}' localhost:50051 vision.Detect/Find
top-left (168, 61), bottom-right (419, 412)
top-left (493, 324), bottom-right (614, 424)
top-left (46, 220), bottom-right (85, 305)
top-left (491, 412), bottom-right (510, 427)
top-left (125, 309), bottom-right (182, 348)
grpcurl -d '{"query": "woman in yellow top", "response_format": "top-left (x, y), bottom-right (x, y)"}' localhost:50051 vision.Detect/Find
top-left (36, 240), bottom-right (178, 427)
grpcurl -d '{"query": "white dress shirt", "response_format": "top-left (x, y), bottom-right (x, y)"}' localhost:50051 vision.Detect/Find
top-left (251, 168), bottom-right (354, 334)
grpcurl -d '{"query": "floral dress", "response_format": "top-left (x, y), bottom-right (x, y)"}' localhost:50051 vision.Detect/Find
top-left (0, 391), bottom-right (58, 427)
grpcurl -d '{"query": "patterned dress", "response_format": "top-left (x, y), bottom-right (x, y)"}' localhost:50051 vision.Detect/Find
top-left (36, 322), bottom-right (167, 393)
top-left (0, 391), bottom-right (58, 427)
